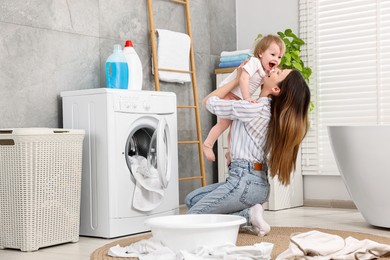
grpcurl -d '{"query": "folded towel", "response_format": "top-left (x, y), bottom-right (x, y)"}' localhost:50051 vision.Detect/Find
top-left (220, 54), bottom-right (251, 62)
top-left (219, 60), bottom-right (245, 68)
top-left (220, 49), bottom-right (252, 57)
top-left (129, 155), bottom-right (164, 212)
top-left (154, 29), bottom-right (191, 84)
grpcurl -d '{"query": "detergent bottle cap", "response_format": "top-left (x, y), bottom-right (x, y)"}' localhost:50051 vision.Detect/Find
top-left (113, 44), bottom-right (122, 52)
top-left (125, 40), bottom-right (133, 47)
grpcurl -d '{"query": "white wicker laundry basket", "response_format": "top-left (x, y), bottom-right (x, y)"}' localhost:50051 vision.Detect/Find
top-left (0, 128), bottom-right (85, 252)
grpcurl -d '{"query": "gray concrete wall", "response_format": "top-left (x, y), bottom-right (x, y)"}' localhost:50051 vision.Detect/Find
top-left (0, 0), bottom-right (236, 203)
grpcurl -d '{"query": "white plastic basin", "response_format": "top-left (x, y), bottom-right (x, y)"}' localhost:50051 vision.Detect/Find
top-left (144, 214), bottom-right (246, 252)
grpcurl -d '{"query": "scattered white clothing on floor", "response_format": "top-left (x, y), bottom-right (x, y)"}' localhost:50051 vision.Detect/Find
top-left (276, 230), bottom-right (390, 260)
top-left (108, 237), bottom-right (176, 260)
top-left (129, 155), bottom-right (164, 212)
top-left (178, 242), bottom-right (273, 260)
top-left (108, 237), bottom-right (273, 260)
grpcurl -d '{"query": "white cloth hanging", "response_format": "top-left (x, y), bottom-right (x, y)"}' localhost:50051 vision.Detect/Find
top-left (154, 29), bottom-right (191, 84)
top-left (129, 155), bottom-right (164, 211)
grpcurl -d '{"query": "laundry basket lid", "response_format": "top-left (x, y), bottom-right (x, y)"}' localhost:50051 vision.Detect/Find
top-left (0, 128), bottom-right (85, 136)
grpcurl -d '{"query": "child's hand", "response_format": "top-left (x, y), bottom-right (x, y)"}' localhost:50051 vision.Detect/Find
top-left (244, 97), bottom-right (258, 103)
top-left (266, 68), bottom-right (275, 77)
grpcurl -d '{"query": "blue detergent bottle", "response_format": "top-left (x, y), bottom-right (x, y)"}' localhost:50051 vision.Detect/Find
top-left (105, 44), bottom-right (129, 89)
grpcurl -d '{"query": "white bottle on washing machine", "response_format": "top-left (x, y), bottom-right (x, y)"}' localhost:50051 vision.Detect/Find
top-left (123, 40), bottom-right (143, 90)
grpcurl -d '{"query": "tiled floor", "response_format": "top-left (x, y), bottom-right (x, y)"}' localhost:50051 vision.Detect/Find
top-left (1, 206), bottom-right (390, 260)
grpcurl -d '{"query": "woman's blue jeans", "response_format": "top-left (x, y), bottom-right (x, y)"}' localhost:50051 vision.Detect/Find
top-left (184, 160), bottom-right (270, 224)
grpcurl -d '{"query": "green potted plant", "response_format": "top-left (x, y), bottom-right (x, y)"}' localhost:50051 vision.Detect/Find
top-left (278, 29), bottom-right (312, 82)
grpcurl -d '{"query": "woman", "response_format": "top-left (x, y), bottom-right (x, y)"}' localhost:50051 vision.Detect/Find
top-left (185, 67), bottom-right (310, 236)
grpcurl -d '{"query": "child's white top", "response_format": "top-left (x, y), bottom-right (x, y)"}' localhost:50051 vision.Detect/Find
top-left (219, 57), bottom-right (266, 99)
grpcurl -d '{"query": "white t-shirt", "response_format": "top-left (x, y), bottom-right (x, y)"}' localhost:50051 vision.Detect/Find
top-left (219, 57), bottom-right (266, 99)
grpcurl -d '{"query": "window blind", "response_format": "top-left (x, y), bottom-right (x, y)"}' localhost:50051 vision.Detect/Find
top-left (299, 0), bottom-right (390, 176)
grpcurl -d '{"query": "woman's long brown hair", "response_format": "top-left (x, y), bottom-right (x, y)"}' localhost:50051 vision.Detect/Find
top-left (265, 70), bottom-right (310, 186)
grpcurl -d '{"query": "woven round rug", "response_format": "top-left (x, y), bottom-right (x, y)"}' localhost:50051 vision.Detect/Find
top-left (90, 226), bottom-right (390, 259)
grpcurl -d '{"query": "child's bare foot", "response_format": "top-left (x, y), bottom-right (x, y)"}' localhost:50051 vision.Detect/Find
top-left (203, 143), bottom-right (215, 161)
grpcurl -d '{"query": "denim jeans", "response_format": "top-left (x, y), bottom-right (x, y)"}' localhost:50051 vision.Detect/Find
top-left (184, 160), bottom-right (270, 224)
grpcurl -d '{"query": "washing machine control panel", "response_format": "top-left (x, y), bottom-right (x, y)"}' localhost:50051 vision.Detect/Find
top-left (113, 93), bottom-right (175, 114)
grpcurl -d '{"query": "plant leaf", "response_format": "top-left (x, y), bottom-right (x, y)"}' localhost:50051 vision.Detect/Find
top-left (291, 52), bottom-right (300, 61)
top-left (256, 33), bottom-right (263, 40)
top-left (284, 52), bottom-right (291, 61)
top-left (283, 38), bottom-right (291, 46)
top-left (292, 62), bottom-right (303, 71)
top-left (277, 31), bottom-right (285, 38)
top-left (292, 38), bottom-right (305, 45)
top-left (309, 101), bottom-right (315, 112)
top-left (284, 29), bottom-right (293, 36)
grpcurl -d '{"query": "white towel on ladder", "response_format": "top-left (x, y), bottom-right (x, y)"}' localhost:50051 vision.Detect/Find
top-left (154, 29), bottom-right (191, 84)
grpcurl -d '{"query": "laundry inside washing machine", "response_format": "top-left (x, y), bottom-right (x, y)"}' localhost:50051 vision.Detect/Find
top-left (125, 128), bottom-right (157, 177)
top-left (125, 127), bottom-right (165, 211)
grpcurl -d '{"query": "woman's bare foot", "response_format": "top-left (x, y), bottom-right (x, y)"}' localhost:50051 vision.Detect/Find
top-left (203, 143), bottom-right (215, 161)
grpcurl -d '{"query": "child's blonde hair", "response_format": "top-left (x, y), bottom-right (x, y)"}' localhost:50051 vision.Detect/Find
top-left (253, 34), bottom-right (285, 59)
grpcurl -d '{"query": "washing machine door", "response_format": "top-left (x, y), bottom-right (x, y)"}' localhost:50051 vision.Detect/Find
top-left (148, 118), bottom-right (170, 188)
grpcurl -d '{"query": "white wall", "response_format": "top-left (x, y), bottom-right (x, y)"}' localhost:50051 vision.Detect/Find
top-left (236, 0), bottom-right (299, 50)
top-left (235, 0), bottom-right (352, 204)
top-left (304, 176), bottom-right (351, 201)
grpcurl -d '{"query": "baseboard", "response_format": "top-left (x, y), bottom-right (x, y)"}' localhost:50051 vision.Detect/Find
top-left (304, 199), bottom-right (357, 209)
top-left (180, 200), bottom-right (356, 213)
top-left (179, 204), bottom-right (188, 214)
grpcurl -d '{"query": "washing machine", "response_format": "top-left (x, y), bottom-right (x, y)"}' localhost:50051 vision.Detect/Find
top-left (61, 88), bottom-right (179, 238)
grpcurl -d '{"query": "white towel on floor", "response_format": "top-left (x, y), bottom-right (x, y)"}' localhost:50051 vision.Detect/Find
top-left (129, 155), bottom-right (164, 212)
top-left (108, 237), bottom-right (274, 260)
top-left (179, 242), bottom-right (273, 260)
top-left (108, 237), bottom-right (176, 260)
top-left (154, 29), bottom-right (191, 84)
top-left (276, 230), bottom-right (390, 260)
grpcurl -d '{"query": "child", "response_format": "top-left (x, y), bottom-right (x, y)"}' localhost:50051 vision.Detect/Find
top-left (203, 35), bottom-right (286, 162)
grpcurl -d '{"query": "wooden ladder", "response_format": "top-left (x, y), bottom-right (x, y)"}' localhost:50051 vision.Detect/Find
top-left (146, 0), bottom-right (206, 186)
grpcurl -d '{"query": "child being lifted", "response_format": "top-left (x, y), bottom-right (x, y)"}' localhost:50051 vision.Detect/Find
top-left (203, 35), bottom-right (286, 162)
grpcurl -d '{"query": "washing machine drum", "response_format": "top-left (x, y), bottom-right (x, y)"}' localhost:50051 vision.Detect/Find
top-left (126, 128), bottom-right (160, 176)
top-left (125, 123), bottom-right (169, 189)
top-left (127, 128), bottom-right (153, 158)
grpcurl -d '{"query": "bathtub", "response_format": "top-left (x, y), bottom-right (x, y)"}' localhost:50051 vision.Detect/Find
top-left (327, 125), bottom-right (390, 228)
